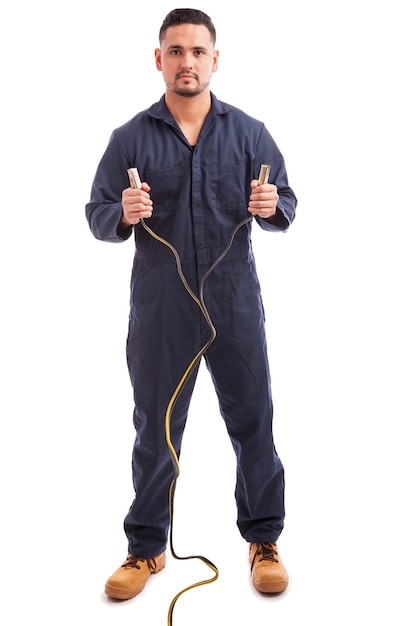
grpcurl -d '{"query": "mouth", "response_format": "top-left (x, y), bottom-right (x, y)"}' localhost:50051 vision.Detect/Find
top-left (177, 72), bottom-right (197, 80)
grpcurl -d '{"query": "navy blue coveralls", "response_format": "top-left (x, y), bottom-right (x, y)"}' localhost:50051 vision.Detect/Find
top-left (86, 93), bottom-right (297, 558)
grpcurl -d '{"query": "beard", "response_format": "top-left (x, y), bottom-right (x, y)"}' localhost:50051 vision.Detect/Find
top-left (165, 72), bottom-right (210, 98)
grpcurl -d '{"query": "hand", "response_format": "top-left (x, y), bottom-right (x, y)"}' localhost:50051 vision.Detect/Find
top-left (248, 179), bottom-right (279, 219)
top-left (121, 182), bottom-right (153, 225)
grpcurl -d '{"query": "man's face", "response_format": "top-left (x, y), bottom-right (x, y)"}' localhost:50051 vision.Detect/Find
top-left (155, 23), bottom-right (218, 97)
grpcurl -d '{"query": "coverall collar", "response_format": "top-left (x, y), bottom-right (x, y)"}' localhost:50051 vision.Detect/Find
top-left (147, 92), bottom-right (232, 123)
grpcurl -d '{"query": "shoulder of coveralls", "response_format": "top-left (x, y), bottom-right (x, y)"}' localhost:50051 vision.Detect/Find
top-left (208, 93), bottom-right (265, 125)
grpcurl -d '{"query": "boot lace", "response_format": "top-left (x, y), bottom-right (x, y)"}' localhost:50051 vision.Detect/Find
top-left (121, 554), bottom-right (158, 572)
top-left (251, 542), bottom-right (278, 570)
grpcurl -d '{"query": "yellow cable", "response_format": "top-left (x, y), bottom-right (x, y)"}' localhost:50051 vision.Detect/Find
top-left (127, 168), bottom-right (252, 624)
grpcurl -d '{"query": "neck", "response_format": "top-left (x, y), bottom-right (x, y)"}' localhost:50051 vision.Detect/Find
top-left (165, 90), bottom-right (211, 125)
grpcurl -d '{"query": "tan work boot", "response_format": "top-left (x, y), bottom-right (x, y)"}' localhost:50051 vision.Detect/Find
top-left (105, 552), bottom-right (166, 600)
top-left (249, 542), bottom-right (288, 593)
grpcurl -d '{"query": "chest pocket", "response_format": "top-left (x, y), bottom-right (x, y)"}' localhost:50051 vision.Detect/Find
top-left (209, 164), bottom-right (247, 211)
top-left (144, 166), bottom-right (184, 213)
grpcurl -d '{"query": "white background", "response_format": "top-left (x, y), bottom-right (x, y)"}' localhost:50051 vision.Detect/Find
top-left (1, 1), bottom-right (416, 624)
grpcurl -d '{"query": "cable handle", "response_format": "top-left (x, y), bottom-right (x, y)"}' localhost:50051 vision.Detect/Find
top-left (258, 164), bottom-right (271, 185)
top-left (127, 167), bottom-right (141, 189)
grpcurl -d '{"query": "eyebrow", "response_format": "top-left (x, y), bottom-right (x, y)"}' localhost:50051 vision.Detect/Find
top-left (167, 45), bottom-right (208, 52)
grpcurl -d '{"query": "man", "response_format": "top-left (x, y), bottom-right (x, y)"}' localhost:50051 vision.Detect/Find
top-left (86, 8), bottom-right (297, 600)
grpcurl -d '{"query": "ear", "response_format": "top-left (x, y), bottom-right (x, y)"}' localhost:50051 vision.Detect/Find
top-left (212, 49), bottom-right (219, 73)
top-left (155, 48), bottom-right (162, 71)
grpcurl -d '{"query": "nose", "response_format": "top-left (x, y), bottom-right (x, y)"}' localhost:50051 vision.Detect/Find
top-left (180, 52), bottom-right (194, 69)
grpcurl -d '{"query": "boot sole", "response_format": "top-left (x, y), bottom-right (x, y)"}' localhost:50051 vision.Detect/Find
top-left (253, 578), bottom-right (288, 594)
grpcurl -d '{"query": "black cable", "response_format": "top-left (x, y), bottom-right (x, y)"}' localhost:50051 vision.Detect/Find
top-left (127, 162), bottom-right (264, 624)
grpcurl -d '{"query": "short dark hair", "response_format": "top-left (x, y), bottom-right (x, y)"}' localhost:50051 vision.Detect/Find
top-left (159, 8), bottom-right (216, 44)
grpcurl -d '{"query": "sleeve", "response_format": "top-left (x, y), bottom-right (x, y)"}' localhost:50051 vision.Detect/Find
top-left (85, 130), bottom-right (133, 243)
top-left (254, 125), bottom-right (297, 233)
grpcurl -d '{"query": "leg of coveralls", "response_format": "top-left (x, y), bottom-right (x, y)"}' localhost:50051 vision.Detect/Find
top-left (123, 260), bottom-right (202, 558)
top-left (203, 260), bottom-right (285, 543)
